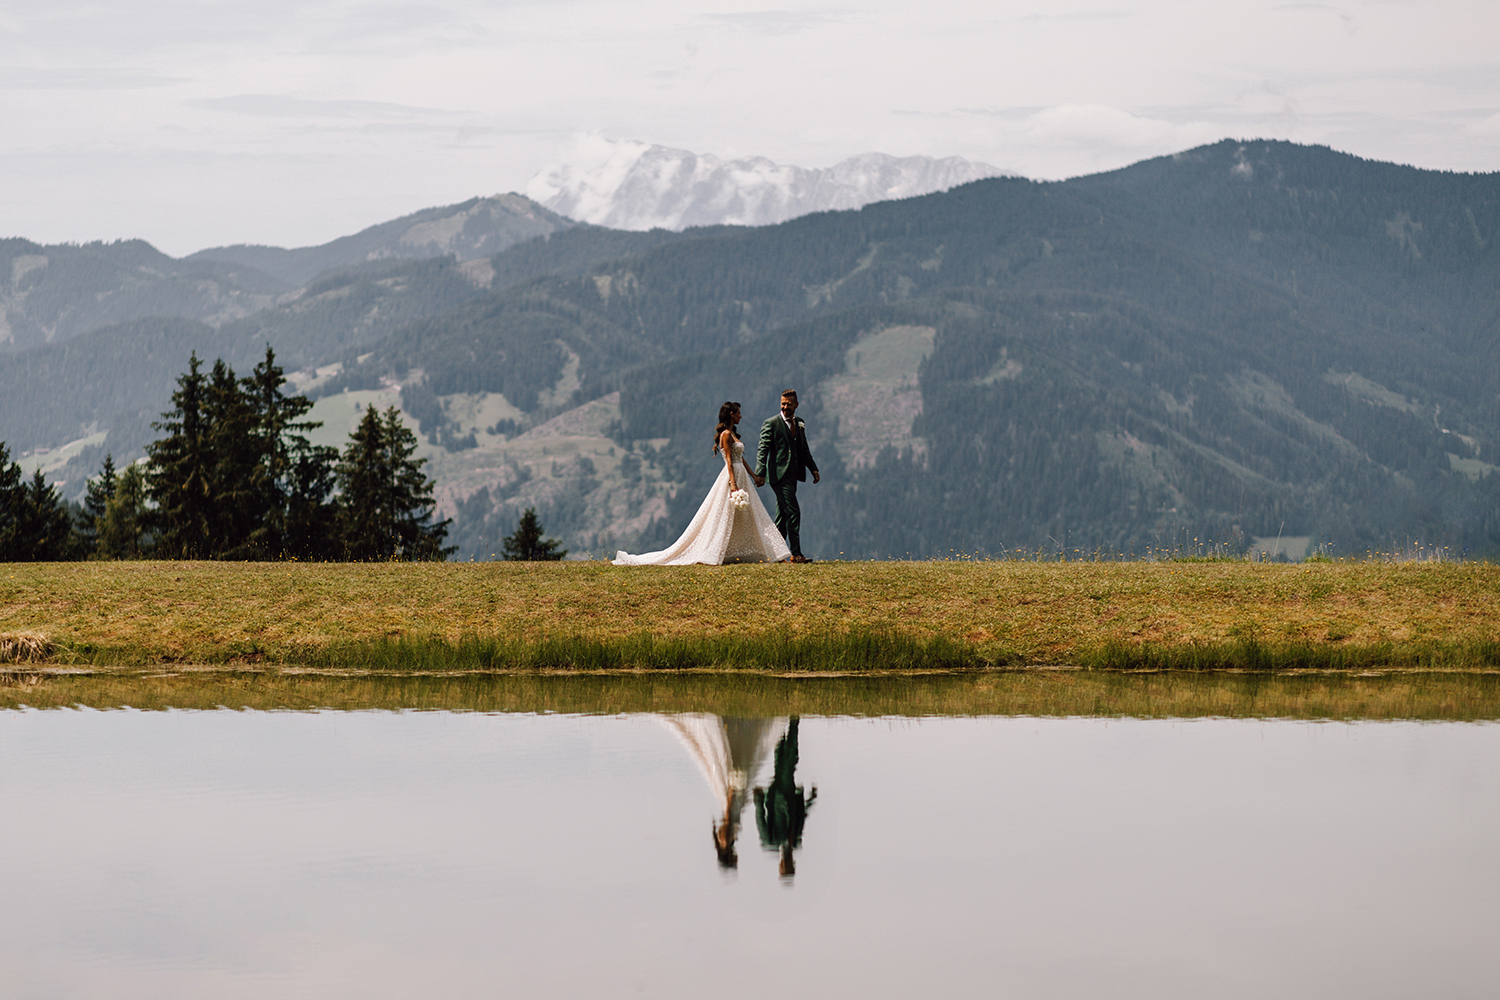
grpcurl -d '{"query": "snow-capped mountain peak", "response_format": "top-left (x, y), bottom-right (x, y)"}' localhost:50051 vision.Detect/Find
top-left (525, 139), bottom-right (1012, 230)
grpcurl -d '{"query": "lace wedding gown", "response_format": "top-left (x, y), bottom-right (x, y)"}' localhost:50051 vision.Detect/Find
top-left (613, 440), bottom-right (792, 565)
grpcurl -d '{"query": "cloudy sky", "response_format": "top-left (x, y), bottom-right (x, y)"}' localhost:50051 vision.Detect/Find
top-left (4, 0), bottom-right (1496, 256)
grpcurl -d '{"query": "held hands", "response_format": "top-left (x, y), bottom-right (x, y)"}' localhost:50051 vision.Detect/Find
top-left (753, 474), bottom-right (765, 488)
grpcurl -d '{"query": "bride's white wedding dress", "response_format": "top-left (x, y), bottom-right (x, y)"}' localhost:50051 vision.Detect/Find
top-left (613, 439), bottom-right (791, 565)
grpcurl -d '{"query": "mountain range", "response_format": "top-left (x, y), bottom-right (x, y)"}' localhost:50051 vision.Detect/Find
top-left (525, 142), bottom-right (1008, 230)
top-left (3, 139), bottom-right (1499, 560)
top-left (1, 195), bottom-right (575, 354)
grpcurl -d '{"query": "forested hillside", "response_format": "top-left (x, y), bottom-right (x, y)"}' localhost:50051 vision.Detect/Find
top-left (0, 230), bottom-right (702, 491)
top-left (350, 140), bottom-right (1500, 557)
top-left (0, 257), bottom-right (489, 475)
top-left (6, 140), bottom-right (1499, 559)
top-left (0, 238), bottom-right (287, 352)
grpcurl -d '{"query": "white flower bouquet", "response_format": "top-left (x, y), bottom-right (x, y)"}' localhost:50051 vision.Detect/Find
top-left (729, 489), bottom-right (750, 511)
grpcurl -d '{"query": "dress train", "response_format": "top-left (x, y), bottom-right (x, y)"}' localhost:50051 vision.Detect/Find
top-left (612, 440), bottom-right (790, 566)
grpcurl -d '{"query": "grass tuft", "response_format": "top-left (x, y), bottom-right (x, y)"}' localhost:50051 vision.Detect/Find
top-left (0, 633), bottom-right (52, 664)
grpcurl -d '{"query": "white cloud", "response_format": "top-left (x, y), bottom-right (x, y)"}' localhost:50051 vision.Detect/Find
top-left (524, 135), bottom-right (654, 204)
top-left (0, 68), bottom-right (184, 91)
top-left (701, 8), bottom-right (852, 34)
top-left (1469, 113), bottom-right (1500, 136)
top-left (187, 95), bottom-right (454, 119)
top-left (1022, 104), bottom-right (1186, 146)
top-left (1015, 8), bottom-right (1132, 23)
top-left (1271, 3), bottom-right (1359, 35)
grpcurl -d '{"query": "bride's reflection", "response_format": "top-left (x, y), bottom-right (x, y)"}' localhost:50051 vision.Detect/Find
top-left (659, 715), bottom-right (783, 870)
top-left (660, 714), bottom-right (818, 880)
top-left (754, 717), bottom-right (817, 879)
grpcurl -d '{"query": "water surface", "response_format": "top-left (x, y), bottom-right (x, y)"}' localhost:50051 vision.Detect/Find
top-left (2, 707), bottom-right (1497, 998)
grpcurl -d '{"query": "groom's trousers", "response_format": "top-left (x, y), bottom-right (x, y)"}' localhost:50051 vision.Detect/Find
top-left (771, 478), bottom-right (802, 557)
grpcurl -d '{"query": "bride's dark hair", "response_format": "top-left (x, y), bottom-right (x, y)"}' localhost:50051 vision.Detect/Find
top-left (713, 401), bottom-right (741, 453)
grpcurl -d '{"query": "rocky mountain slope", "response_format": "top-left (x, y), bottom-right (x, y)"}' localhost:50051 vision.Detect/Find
top-left (187, 194), bottom-right (575, 287)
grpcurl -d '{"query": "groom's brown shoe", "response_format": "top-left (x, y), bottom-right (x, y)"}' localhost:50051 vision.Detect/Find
top-left (791, 555), bottom-right (812, 563)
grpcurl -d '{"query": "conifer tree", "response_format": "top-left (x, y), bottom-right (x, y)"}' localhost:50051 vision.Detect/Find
top-left (203, 357), bottom-right (259, 554)
top-left (25, 469), bottom-right (76, 560)
top-left (96, 462), bottom-right (150, 560)
top-left (0, 445), bottom-right (30, 561)
top-left (335, 405), bottom-right (452, 561)
top-left (236, 346), bottom-right (338, 558)
top-left (283, 440), bottom-right (341, 560)
top-left (79, 453), bottom-right (118, 555)
top-left (144, 348), bottom-right (340, 560)
top-left (147, 353), bottom-right (215, 558)
top-left (501, 507), bottom-right (568, 561)
top-left (0, 443), bottom-right (23, 559)
top-left (0, 445), bottom-right (77, 561)
top-left (7, 469), bottom-right (76, 561)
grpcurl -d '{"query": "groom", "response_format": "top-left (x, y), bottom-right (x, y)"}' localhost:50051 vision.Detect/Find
top-left (755, 389), bottom-right (820, 563)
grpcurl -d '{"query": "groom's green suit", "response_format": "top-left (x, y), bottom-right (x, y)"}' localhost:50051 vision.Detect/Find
top-left (755, 412), bottom-right (818, 559)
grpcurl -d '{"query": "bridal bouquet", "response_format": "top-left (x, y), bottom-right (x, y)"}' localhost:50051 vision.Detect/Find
top-left (729, 489), bottom-right (750, 511)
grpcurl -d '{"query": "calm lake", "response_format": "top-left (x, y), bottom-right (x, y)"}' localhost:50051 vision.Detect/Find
top-left (3, 694), bottom-right (1498, 998)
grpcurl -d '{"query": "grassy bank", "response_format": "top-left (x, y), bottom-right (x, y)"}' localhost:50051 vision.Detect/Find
top-left (2, 559), bottom-right (1498, 672)
top-left (4, 670), bottom-right (1499, 721)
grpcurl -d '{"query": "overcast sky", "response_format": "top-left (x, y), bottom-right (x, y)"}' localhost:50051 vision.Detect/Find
top-left (3, 0), bottom-right (1496, 257)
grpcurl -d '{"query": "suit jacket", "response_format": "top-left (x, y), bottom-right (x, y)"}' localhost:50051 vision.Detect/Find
top-left (755, 413), bottom-right (818, 486)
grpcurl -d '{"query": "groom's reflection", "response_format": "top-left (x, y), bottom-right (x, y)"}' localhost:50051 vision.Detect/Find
top-left (754, 716), bottom-right (817, 879)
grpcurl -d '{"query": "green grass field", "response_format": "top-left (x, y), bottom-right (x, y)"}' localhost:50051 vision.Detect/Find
top-left (3, 559), bottom-right (1498, 672)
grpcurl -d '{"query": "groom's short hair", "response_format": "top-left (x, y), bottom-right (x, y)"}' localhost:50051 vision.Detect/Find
top-left (781, 389), bottom-right (798, 402)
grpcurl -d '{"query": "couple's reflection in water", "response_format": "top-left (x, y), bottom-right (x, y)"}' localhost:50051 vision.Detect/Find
top-left (660, 715), bottom-right (817, 880)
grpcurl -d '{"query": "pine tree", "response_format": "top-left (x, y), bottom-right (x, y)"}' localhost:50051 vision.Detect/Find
top-left (143, 348), bottom-right (340, 560)
top-left (79, 453), bottom-right (118, 555)
top-left (0, 443), bottom-right (27, 560)
top-left (335, 405), bottom-right (452, 561)
top-left (8, 469), bottom-right (76, 561)
top-left (501, 507), bottom-right (568, 561)
top-left (0, 445), bottom-right (78, 561)
top-left (241, 346), bottom-right (336, 558)
top-left (26, 469), bottom-right (76, 560)
top-left (96, 462), bottom-right (150, 559)
top-left (147, 353), bottom-right (215, 558)
top-left (283, 439), bottom-right (341, 560)
top-left (203, 357), bottom-right (259, 554)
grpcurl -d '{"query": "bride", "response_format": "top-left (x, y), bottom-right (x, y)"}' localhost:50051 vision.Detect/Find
top-left (613, 402), bottom-right (792, 565)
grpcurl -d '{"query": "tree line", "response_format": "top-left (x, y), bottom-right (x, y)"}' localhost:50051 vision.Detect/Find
top-left (0, 348), bottom-right (452, 562)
